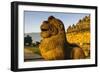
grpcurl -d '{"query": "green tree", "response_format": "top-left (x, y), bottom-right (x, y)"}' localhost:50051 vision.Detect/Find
top-left (24, 35), bottom-right (32, 46)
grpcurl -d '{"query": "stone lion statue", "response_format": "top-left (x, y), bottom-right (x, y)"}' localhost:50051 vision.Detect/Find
top-left (39, 16), bottom-right (85, 60)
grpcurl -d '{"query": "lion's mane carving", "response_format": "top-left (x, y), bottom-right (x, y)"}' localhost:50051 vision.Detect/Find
top-left (39, 16), bottom-right (85, 60)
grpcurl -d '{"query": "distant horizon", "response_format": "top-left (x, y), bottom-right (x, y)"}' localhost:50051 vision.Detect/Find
top-left (24, 11), bottom-right (90, 33)
top-left (24, 33), bottom-right (41, 42)
top-left (25, 32), bottom-right (40, 34)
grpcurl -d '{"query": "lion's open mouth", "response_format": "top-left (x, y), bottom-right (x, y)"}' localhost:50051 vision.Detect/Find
top-left (41, 25), bottom-right (49, 32)
top-left (41, 28), bottom-right (48, 32)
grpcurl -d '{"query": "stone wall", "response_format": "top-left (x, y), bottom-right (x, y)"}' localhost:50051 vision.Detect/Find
top-left (66, 15), bottom-right (90, 58)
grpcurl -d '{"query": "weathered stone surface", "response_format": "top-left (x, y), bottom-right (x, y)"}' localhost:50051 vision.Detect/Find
top-left (39, 16), bottom-right (85, 60)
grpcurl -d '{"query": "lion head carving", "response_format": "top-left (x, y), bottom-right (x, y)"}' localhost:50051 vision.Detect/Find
top-left (39, 16), bottom-right (85, 60)
top-left (40, 16), bottom-right (66, 38)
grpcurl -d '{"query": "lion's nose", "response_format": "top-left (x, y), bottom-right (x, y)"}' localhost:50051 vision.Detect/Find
top-left (41, 21), bottom-right (49, 28)
top-left (40, 21), bottom-right (49, 30)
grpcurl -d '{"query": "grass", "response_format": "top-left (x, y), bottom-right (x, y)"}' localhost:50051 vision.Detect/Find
top-left (24, 46), bottom-right (41, 55)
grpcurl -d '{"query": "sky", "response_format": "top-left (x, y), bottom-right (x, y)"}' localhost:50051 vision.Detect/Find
top-left (24, 11), bottom-right (89, 33)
